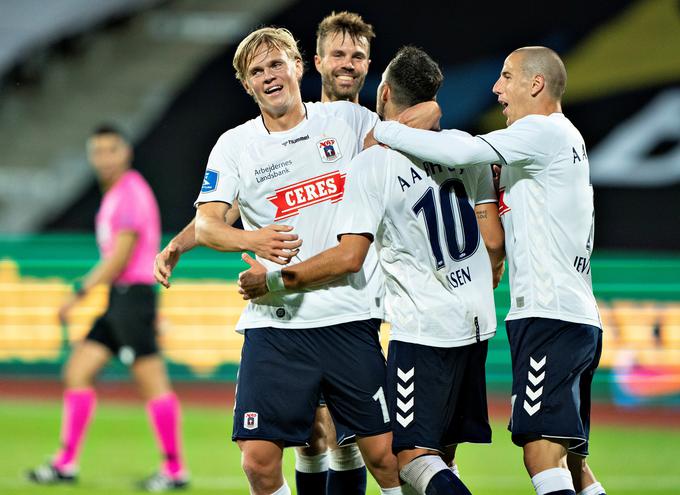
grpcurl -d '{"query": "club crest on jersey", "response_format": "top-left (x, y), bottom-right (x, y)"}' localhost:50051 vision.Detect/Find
top-left (317, 138), bottom-right (342, 163)
top-left (201, 169), bottom-right (219, 193)
top-left (267, 171), bottom-right (346, 220)
top-left (244, 412), bottom-right (258, 430)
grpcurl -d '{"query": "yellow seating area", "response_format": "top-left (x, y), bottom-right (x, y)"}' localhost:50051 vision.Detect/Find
top-left (1, 259), bottom-right (679, 374)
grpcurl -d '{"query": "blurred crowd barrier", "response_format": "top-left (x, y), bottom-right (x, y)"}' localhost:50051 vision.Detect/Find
top-left (1, 235), bottom-right (679, 406)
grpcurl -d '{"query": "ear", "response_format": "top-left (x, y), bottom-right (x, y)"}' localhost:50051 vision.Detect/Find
top-left (530, 74), bottom-right (545, 97)
top-left (295, 58), bottom-right (304, 80)
top-left (381, 82), bottom-right (391, 104)
top-left (241, 80), bottom-right (253, 96)
top-left (314, 54), bottom-right (321, 73)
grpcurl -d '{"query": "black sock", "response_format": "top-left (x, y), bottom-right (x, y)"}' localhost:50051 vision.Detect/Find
top-left (425, 468), bottom-right (472, 495)
top-left (295, 470), bottom-right (327, 495)
top-left (327, 466), bottom-right (367, 495)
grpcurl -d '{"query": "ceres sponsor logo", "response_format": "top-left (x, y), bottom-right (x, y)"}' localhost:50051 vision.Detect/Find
top-left (267, 171), bottom-right (346, 220)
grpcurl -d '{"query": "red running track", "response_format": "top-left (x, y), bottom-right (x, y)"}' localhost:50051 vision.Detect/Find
top-left (1, 378), bottom-right (679, 429)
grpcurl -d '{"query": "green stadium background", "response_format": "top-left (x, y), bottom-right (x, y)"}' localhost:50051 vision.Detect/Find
top-left (3, 234), bottom-right (680, 407)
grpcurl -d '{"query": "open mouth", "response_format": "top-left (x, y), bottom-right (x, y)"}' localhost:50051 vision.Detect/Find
top-left (335, 74), bottom-right (356, 84)
top-left (264, 85), bottom-right (283, 95)
top-left (499, 100), bottom-right (509, 114)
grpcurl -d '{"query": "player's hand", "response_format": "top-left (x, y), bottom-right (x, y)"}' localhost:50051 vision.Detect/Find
top-left (246, 224), bottom-right (302, 265)
top-left (238, 253), bottom-right (268, 300)
top-left (363, 128), bottom-right (379, 150)
top-left (154, 242), bottom-right (181, 288)
top-left (398, 100), bottom-right (442, 131)
top-left (58, 295), bottom-right (79, 326)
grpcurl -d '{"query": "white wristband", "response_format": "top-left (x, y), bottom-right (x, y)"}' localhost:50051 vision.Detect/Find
top-left (265, 270), bottom-right (285, 292)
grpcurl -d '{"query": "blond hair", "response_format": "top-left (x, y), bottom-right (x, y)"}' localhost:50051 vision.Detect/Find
top-left (233, 27), bottom-right (303, 82)
top-left (316, 11), bottom-right (375, 57)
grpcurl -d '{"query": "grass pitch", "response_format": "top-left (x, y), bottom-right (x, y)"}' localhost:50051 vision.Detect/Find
top-left (1, 399), bottom-right (679, 494)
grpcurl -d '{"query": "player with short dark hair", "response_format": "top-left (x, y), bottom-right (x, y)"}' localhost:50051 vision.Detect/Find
top-left (366, 46), bottom-right (607, 495)
top-left (28, 125), bottom-right (188, 492)
top-left (237, 45), bottom-right (505, 495)
top-left (191, 25), bottom-right (440, 495)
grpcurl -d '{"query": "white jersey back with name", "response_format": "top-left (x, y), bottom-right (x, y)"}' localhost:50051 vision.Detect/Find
top-left (479, 113), bottom-right (601, 327)
top-left (195, 101), bottom-right (383, 331)
top-left (338, 133), bottom-right (497, 347)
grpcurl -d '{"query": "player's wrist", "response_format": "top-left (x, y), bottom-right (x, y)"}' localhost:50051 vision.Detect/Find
top-left (265, 269), bottom-right (285, 292)
top-left (72, 280), bottom-right (87, 298)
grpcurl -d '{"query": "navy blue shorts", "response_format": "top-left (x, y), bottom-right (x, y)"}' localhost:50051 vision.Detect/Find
top-left (506, 317), bottom-right (602, 455)
top-left (85, 284), bottom-right (158, 364)
top-left (232, 319), bottom-right (390, 447)
top-left (386, 340), bottom-right (492, 454)
top-left (318, 394), bottom-right (357, 446)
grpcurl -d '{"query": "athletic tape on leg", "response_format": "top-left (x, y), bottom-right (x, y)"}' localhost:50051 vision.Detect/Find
top-left (329, 444), bottom-right (365, 471)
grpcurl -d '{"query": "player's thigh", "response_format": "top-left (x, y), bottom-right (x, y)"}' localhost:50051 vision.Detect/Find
top-left (320, 320), bottom-right (391, 438)
top-left (506, 318), bottom-right (601, 450)
top-left (386, 340), bottom-right (472, 454)
top-left (63, 338), bottom-right (112, 387)
top-left (442, 340), bottom-right (492, 446)
top-left (130, 354), bottom-right (172, 400)
top-left (233, 327), bottom-right (322, 447)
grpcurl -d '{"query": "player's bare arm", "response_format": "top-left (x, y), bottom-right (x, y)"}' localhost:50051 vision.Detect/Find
top-left (475, 203), bottom-right (505, 288)
top-left (154, 199), bottom-right (243, 288)
top-left (363, 100), bottom-right (441, 150)
top-left (237, 234), bottom-right (371, 300)
top-left (397, 100), bottom-right (442, 130)
top-left (195, 201), bottom-right (302, 265)
top-left (60, 230), bottom-right (137, 324)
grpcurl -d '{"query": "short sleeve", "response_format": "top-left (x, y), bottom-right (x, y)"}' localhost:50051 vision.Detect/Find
top-left (477, 115), bottom-right (557, 173)
top-left (335, 148), bottom-right (386, 239)
top-left (111, 190), bottom-right (143, 233)
top-left (194, 131), bottom-right (241, 207)
top-left (325, 101), bottom-right (379, 154)
top-left (475, 166), bottom-right (497, 205)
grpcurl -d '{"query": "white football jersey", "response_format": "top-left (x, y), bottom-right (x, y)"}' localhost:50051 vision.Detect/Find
top-left (195, 101), bottom-right (383, 331)
top-left (337, 134), bottom-right (497, 348)
top-left (480, 114), bottom-right (600, 327)
top-left (374, 113), bottom-right (601, 328)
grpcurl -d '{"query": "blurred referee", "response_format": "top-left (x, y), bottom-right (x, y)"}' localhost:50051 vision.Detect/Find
top-left (28, 125), bottom-right (188, 492)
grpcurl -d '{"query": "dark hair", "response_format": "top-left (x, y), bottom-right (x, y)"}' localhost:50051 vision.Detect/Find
top-left (385, 46), bottom-right (443, 108)
top-left (316, 11), bottom-right (375, 57)
top-left (90, 123), bottom-right (128, 142)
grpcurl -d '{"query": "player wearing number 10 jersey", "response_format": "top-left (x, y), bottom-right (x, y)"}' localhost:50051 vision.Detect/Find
top-left (238, 47), bottom-right (505, 495)
top-left (370, 46), bottom-right (606, 495)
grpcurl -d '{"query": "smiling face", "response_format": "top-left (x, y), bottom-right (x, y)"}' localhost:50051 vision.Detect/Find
top-left (242, 43), bottom-right (303, 119)
top-left (315, 32), bottom-right (370, 103)
top-left (492, 51), bottom-right (534, 126)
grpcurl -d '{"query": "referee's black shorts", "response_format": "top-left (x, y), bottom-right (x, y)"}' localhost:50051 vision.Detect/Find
top-left (85, 284), bottom-right (158, 364)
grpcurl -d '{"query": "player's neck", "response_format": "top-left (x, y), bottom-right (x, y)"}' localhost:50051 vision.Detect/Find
top-left (320, 92), bottom-right (359, 104)
top-left (100, 168), bottom-right (128, 191)
top-left (261, 102), bottom-right (307, 133)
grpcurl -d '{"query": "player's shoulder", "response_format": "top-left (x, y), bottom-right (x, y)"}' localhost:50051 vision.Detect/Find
top-left (310, 100), bottom-right (373, 120)
top-left (214, 118), bottom-right (260, 147)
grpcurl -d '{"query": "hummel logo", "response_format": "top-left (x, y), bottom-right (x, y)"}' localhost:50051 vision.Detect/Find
top-left (523, 355), bottom-right (546, 416)
top-left (396, 367), bottom-right (415, 427)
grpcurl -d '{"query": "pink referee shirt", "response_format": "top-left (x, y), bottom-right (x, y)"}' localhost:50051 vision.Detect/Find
top-left (95, 169), bottom-right (161, 285)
